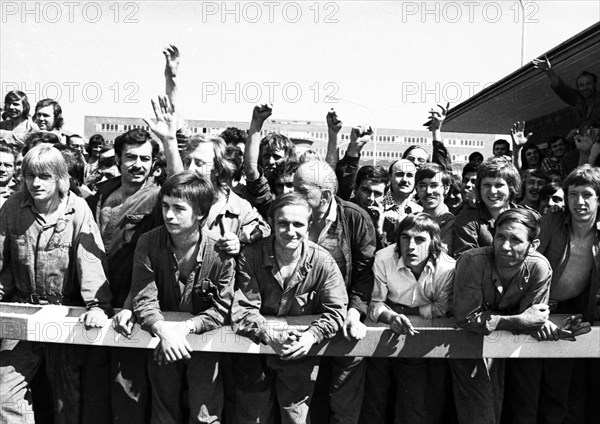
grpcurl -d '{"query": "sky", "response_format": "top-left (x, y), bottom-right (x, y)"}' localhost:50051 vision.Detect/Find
top-left (1, 0), bottom-right (599, 136)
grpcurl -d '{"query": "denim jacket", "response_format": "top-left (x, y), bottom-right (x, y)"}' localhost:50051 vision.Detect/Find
top-left (0, 191), bottom-right (112, 311)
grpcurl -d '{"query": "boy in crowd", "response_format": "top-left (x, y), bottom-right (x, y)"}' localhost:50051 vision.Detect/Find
top-left (131, 172), bottom-right (235, 423)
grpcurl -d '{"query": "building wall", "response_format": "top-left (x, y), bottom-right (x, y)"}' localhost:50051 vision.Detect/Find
top-left (84, 115), bottom-right (497, 165)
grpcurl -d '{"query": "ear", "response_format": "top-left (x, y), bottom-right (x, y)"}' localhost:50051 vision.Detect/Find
top-left (443, 185), bottom-right (450, 196)
top-left (528, 239), bottom-right (540, 254)
top-left (320, 189), bottom-right (333, 204)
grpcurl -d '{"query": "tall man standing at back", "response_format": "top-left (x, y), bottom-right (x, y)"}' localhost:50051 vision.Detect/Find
top-left (293, 160), bottom-right (376, 424)
top-left (85, 128), bottom-right (164, 424)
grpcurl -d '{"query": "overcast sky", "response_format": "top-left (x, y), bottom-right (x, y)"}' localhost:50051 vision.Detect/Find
top-left (1, 0), bottom-right (599, 136)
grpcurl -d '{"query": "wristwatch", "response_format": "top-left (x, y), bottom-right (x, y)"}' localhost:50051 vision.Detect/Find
top-left (184, 319), bottom-right (196, 334)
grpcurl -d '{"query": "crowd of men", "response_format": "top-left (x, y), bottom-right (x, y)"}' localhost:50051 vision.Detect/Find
top-left (0, 46), bottom-right (599, 424)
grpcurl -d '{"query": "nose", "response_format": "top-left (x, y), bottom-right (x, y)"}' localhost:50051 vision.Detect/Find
top-left (500, 239), bottom-right (511, 252)
top-left (164, 208), bottom-right (175, 220)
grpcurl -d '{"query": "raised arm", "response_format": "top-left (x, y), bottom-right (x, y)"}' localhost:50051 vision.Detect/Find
top-left (532, 56), bottom-right (560, 88)
top-left (335, 126), bottom-right (372, 200)
top-left (164, 45), bottom-right (180, 114)
top-left (144, 95), bottom-right (183, 176)
top-left (510, 121), bottom-right (532, 170)
top-left (325, 108), bottom-right (343, 168)
top-left (244, 104), bottom-right (272, 182)
top-left (424, 103), bottom-right (451, 169)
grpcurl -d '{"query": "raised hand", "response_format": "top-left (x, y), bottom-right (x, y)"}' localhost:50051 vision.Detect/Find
top-left (423, 102), bottom-right (449, 131)
top-left (510, 121), bottom-right (532, 148)
top-left (144, 95), bottom-right (178, 142)
top-left (250, 104), bottom-right (273, 130)
top-left (532, 55), bottom-right (551, 71)
top-left (326, 109), bottom-right (343, 134)
top-left (163, 44), bottom-right (180, 79)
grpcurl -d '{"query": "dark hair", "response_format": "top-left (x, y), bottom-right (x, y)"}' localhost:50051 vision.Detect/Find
top-left (220, 127), bottom-right (247, 146)
top-left (563, 164), bottom-right (600, 201)
top-left (355, 165), bottom-right (389, 190)
top-left (546, 169), bottom-right (562, 183)
top-left (260, 133), bottom-right (297, 166)
top-left (495, 208), bottom-right (541, 242)
top-left (576, 71), bottom-right (598, 86)
top-left (55, 145), bottom-right (85, 187)
top-left (87, 134), bottom-right (106, 156)
top-left (415, 163), bottom-right (450, 186)
top-left (539, 182), bottom-right (562, 201)
top-left (520, 142), bottom-right (542, 171)
top-left (22, 131), bottom-right (61, 155)
top-left (160, 171), bottom-right (214, 218)
top-left (268, 160), bottom-right (300, 193)
top-left (493, 139), bottom-right (510, 150)
top-left (152, 150), bottom-right (167, 186)
top-left (225, 144), bottom-right (244, 182)
top-left (35, 98), bottom-right (63, 130)
top-left (476, 157), bottom-right (521, 204)
top-left (548, 136), bottom-right (566, 148)
top-left (114, 128), bottom-right (159, 160)
top-left (267, 191), bottom-right (311, 222)
top-left (184, 135), bottom-right (236, 190)
top-left (468, 152), bottom-right (484, 163)
top-left (4, 90), bottom-right (30, 119)
top-left (395, 212), bottom-right (443, 265)
top-left (462, 162), bottom-right (478, 178)
top-left (402, 145), bottom-right (429, 161)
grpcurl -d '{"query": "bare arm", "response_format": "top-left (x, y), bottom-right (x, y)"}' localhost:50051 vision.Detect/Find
top-left (144, 96), bottom-right (184, 176)
top-left (325, 109), bottom-right (342, 168)
top-left (532, 56), bottom-right (560, 87)
top-left (510, 121), bottom-right (532, 170)
top-left (244, 104), bottom-right (272, 182)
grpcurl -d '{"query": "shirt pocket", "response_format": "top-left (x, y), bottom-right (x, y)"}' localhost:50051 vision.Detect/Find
top-left (11, 234), bottom-right (31, 264)
top-left (122, 214), bottom-right (147, 243)
top-left (295, 291), bottom-right (317, 314)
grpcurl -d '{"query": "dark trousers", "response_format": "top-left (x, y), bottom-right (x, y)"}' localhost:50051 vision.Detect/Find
top-left (449, 358), bottom-right (505, 424)
top-left (503, 358), bottom-right (574, 424)
top-left (234, 354), bottom-right (320, 424)
top-left (0, 339), bottom-right (86, 424)
top-left (148, 351), bottom-right (223, 424)
top-left (310, 356), bottom-right (366, 424)
top-left (82, 346), bottom-right (151, 424)
top-left (360, 358), bottom-right (448, 424)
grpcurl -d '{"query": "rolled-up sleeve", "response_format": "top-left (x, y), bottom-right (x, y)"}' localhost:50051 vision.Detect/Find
top-left (368, 253), bottom-right (390, 323)
top-left (131, 234), bottom-right (164, 332)
top-left (231, 246), bottom-right (269, 344)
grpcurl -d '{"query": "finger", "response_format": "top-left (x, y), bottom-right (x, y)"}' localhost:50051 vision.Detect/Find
top-left (78, 313), bottom-right (86, 323)
top-left (150, 98), bottom-right (161, 119)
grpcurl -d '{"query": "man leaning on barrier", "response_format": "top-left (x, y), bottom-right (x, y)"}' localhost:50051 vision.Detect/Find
top-left (451, 208), bottom-right (553, 424)
top-left (0, 145), bottom-right (112, 424)
top-left (231, 192), bottom-right (348, 424)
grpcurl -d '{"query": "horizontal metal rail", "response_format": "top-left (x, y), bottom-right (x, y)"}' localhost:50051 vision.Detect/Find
top-left (1, 303), bottom-right (598, 358)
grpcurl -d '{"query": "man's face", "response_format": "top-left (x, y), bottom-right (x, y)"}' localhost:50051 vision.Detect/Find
top-left (462, 172), bottom-right (477, 197)
top-left (68, 137), bottom-right (86, 154)
top-left (480, 177), bottom-right (511, 212)
top-left (293, 181), bottom-right (323, 212)
top-left (98, 149), bottom-right (120, 181)
top-left (274, 174), bottom-right (295, 197)
top-left (523, 176), bottom-right (545, 203)
top-left (119, 142), bottom-right (154, 187)
top-left (273, 204), bottom-right (310, 252)
top-left (390, 160), bottom-right (416, 196)
top-left (405, 148), bottom-right (428, 168)
top-left (185, 142), bottom-right (215, 179)
top-left (399, 228), bottom-right (431, 271)
top-left (261, 147), bottom-right (286, 174)
top-left (576, 75), bottom-right (596, 99)
top-left (567, 184), bottom-right (599, 223)
top-left (547, 173), bottom-right (562, 185)
top-left (14, 153), bottom-right (23, 183)
top-left (550, 139), bottom-right (566, 158)
top-left (162, 195), bottom-right (202, 236)
top-left (540, 188), bottom-right (564, 215)
top-left (416, 175), bottom-right (448, 212)
top-left (89, 143), bottom-right (103, 158)
top-left (34, 106), bottom-right (55, 131)
top-left (525, 148), bottom-right (540, 167)
top-left (494, 222), bottom-right (535, 268)
top-left (25, 170), bottom-right (59, 204)
top-left (354, 179), bottom-right (386, 209)
top-left (493, 143), bottom-right (509, 157)
top-left (5, 99), bottom-right (23, 120)
top-left (0, 152), bottom-right (16, 186)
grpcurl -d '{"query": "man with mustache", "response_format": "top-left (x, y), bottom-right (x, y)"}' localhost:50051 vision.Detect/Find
top-left (519, 168), bottom-right (547, 211)
top-left (85, 128), bottom-right (163, 424)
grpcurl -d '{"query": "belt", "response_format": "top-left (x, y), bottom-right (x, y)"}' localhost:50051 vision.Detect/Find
top-left (14, 289), bottom-right (63, 305)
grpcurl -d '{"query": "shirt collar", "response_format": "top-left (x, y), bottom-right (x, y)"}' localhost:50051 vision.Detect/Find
top-left (324, 196), bottom-right (337, 223)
